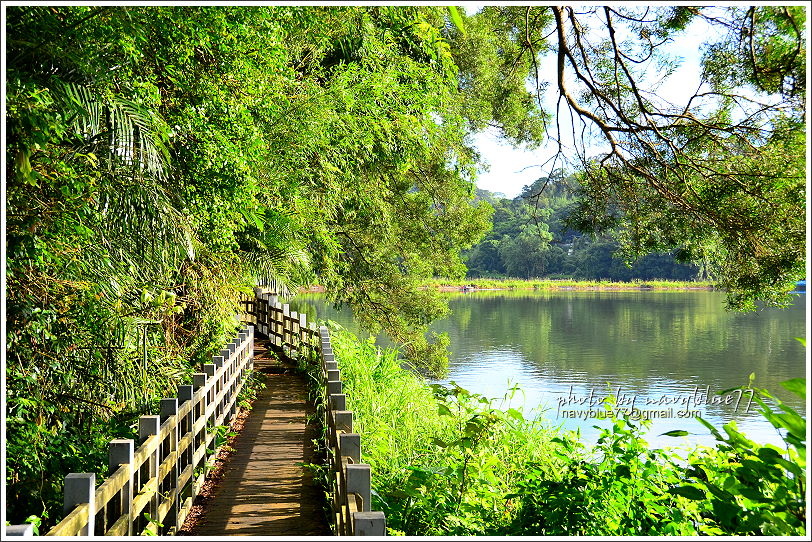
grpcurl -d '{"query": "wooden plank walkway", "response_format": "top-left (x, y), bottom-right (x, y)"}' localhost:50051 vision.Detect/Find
top-left (182, 339), bottom-right (330, 536)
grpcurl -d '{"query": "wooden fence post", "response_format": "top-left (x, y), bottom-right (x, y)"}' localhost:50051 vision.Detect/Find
top-left (160, 398), bottom-right (179, 533)
top-left (4, 525), bottom-right (34, 536)
top-left (353, 511), bottom-right (386, 536)
top-left (109, 439), bottom-right (134, 535)
top-left (178, 385), bottom-right (194, 477)
top-left (327, 379), bottom-right (343, 396)
top-left (298, 313), bottom-right (308, 356)
top-left (290, 310), bottom-right (299, 353)
top-left (330, 394), bottom-right (347, 412)
top-left (192, 372), bottom-right (207, 494)
top-left (247, 326), bottom-right (255, 371)
top-left (346, 464), bottom-right (372, 513)
top-left (339, 433), bottom-right (361, 464)
top-left (327, 369), bottom-right (341, 384)
top-left (203, 363), bottom-right (216, 414)
top-left (228, 337), bottom-right (240, 419)
top-left (15, 329), bottom-right (256, 538)
top-left (282, 304), bottom-right (290, 348)
top-left (334, 411), bottom-right (353, 433)
top-left (212, 355), bottom-right (225, 421)
top-left (139, 415), bottom-right (160, 531)
top-left (64, 473), bottom-right (95, 536)
top-left (273, 300), bottom-right (282, 347)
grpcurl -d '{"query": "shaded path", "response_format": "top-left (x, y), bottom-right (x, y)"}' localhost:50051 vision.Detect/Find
top-left (187, 339), bottom-right (330, 536)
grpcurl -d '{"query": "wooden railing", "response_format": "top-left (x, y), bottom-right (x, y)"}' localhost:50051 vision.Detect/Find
top-left (244, 291), bottom-right (387, 536)
top-left (9, 328), bottom-right (255, 536)
top-left (8, 289), bottom-right (386, 537)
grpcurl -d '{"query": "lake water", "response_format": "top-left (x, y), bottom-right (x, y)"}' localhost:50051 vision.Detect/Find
top-left (289, 290), bottom-right (807, 450)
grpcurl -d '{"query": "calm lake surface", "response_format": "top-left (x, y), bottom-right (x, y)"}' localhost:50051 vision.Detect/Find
top-left (290, 290), bottom-right (807, 449)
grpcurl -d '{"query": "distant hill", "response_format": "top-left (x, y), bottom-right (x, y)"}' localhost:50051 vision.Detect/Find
top-left (474, 187), bottom-right (509, 202)
top-left (466, 176), bottom-right (700, 281)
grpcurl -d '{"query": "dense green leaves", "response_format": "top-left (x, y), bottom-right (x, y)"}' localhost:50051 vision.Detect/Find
top-left (465, 174), bottom-right (701, 281)
top-left (332, 325), bottom-right (806, 536)
top-left (4, 3), bottom-right (806, 528)
top-left (543, 6), bottom-right (807, 310)
top-left (5, 5), bottom-right (518, 525)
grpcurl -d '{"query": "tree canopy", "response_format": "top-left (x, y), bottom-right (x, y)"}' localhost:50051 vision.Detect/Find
top-left (3, 4), bottom-right (806, 526)
top-left (466, 175), bottom-right (701, 281)
top-left (474, 5), bottom-right (805, 309)
top-left (4, 5), bottom-right (535, 523)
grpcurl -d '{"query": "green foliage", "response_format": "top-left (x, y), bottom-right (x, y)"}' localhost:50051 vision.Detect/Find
top-left (212, 424), bottom-right (237, 451)
top-left (445, 5), bottom-right (805, 309)
top-left (5, 3), bottom-right (805, 529)
top-left (329, 324), bottom-right (562, 535)
top-left (331, 326), bottom-right (806, 536)
top-left (675, 378), bottom-right (806, 535)
top-left (465, 174), bottom-right (702, 281)
top-left (447, 6), bottom-right (550, 144)
top-left (5, 5), bottom-right (512, 525)
top-left (142, 513), bottom-right (163, 536)
top-left (236, 370), bottom-right (266, 410)
top-left (554, 6), bottom-right (806, 310)
top-left (510, 416), bottom-right (698, 535)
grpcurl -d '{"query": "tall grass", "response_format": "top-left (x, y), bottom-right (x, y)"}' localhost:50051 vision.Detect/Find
top-left (329, 324), bottom-right (563, 535)
top-left (426, 277), bottom-right (716, 291)
top-left (328, 324), bottom-right (806, 536)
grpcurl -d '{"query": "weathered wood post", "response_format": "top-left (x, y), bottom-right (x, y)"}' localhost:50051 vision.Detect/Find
top-left (202, 361), bottom-right (217, 483)
top-left (191, 372), bottom-right (208, 495)
top-left (327, 378), bottom-right (342, 396)
top-left (339, 433), bottom-right (361, 464)
top-left (230, 335), bottom-right (241, 416)
top-left (353, 512), bottom-right (386, 536)
top-left (346, 464), bottom-right (371, 513)
top-left (290, 310), bottom-right (298, 354)
top-left (234, 331), bottom-right (248, 418)
top-left (203, 363), bottom-right (216, 415)
top-left (334, 411), bottom-right (353, 433)
top-left (330, 394), bottom-right (347, 412)
top-left (212, 354), bottom-right (225, 422)
top-left (327, 369), bottom-right (341, 387)
top-left (139, 415), bottom-right (161, 532)
top-left (109, 439), bottom-right (135, 535)
top-left (299, 312), bottom-right (308, 357)
top-left (160, 398), bottom-right (180, 533)
top-left (271, 298), bottom-right (280, 346)
top-left (4, 525), bottom-right (34, 536)
top-left (178, 385), bottom-right (194, 480)
top-left (64, 473), bottom-right (96, 535)
top-left (275, 301), bottom-right (283, 347)
top-left (247, 325), bottom-right (255, 371)
top-left (282, 303), bottom-right (290, 349)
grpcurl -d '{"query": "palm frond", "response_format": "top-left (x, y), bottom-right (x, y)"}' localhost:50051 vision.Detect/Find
top-left (242, 249), bottom-right (313, 297)
top-left (235, 209), bottom-right (314, 295)
top-left (58, 80), bottom-right (170, 180)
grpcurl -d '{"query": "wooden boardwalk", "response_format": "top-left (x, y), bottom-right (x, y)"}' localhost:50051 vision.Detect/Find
top-left (186, 339), bottom-right (330, 536)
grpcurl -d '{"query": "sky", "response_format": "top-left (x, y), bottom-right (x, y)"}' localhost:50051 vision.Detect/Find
top-left (470, 6), bottom-right (708, 198)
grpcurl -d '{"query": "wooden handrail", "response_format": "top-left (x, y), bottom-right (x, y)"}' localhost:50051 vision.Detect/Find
top-left (243, 290), bottom-right (387, 536)
top-left (30, 327), bottom-right (255, 537)
top-left (10, 287), bottom-right (387, 537)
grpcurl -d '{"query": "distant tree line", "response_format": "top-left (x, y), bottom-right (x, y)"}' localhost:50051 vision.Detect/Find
top-left (5, 4), bottom-right (803, 528)
top-left (465, 172), bottom-right (701, 281)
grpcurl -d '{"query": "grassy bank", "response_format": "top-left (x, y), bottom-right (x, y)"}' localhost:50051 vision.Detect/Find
top-left (425, 277), bottom-right (716, 291)
top-left (300, 278), bottom-right (716, 295)
top-left (328, 324), bottom-right (805, 536)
